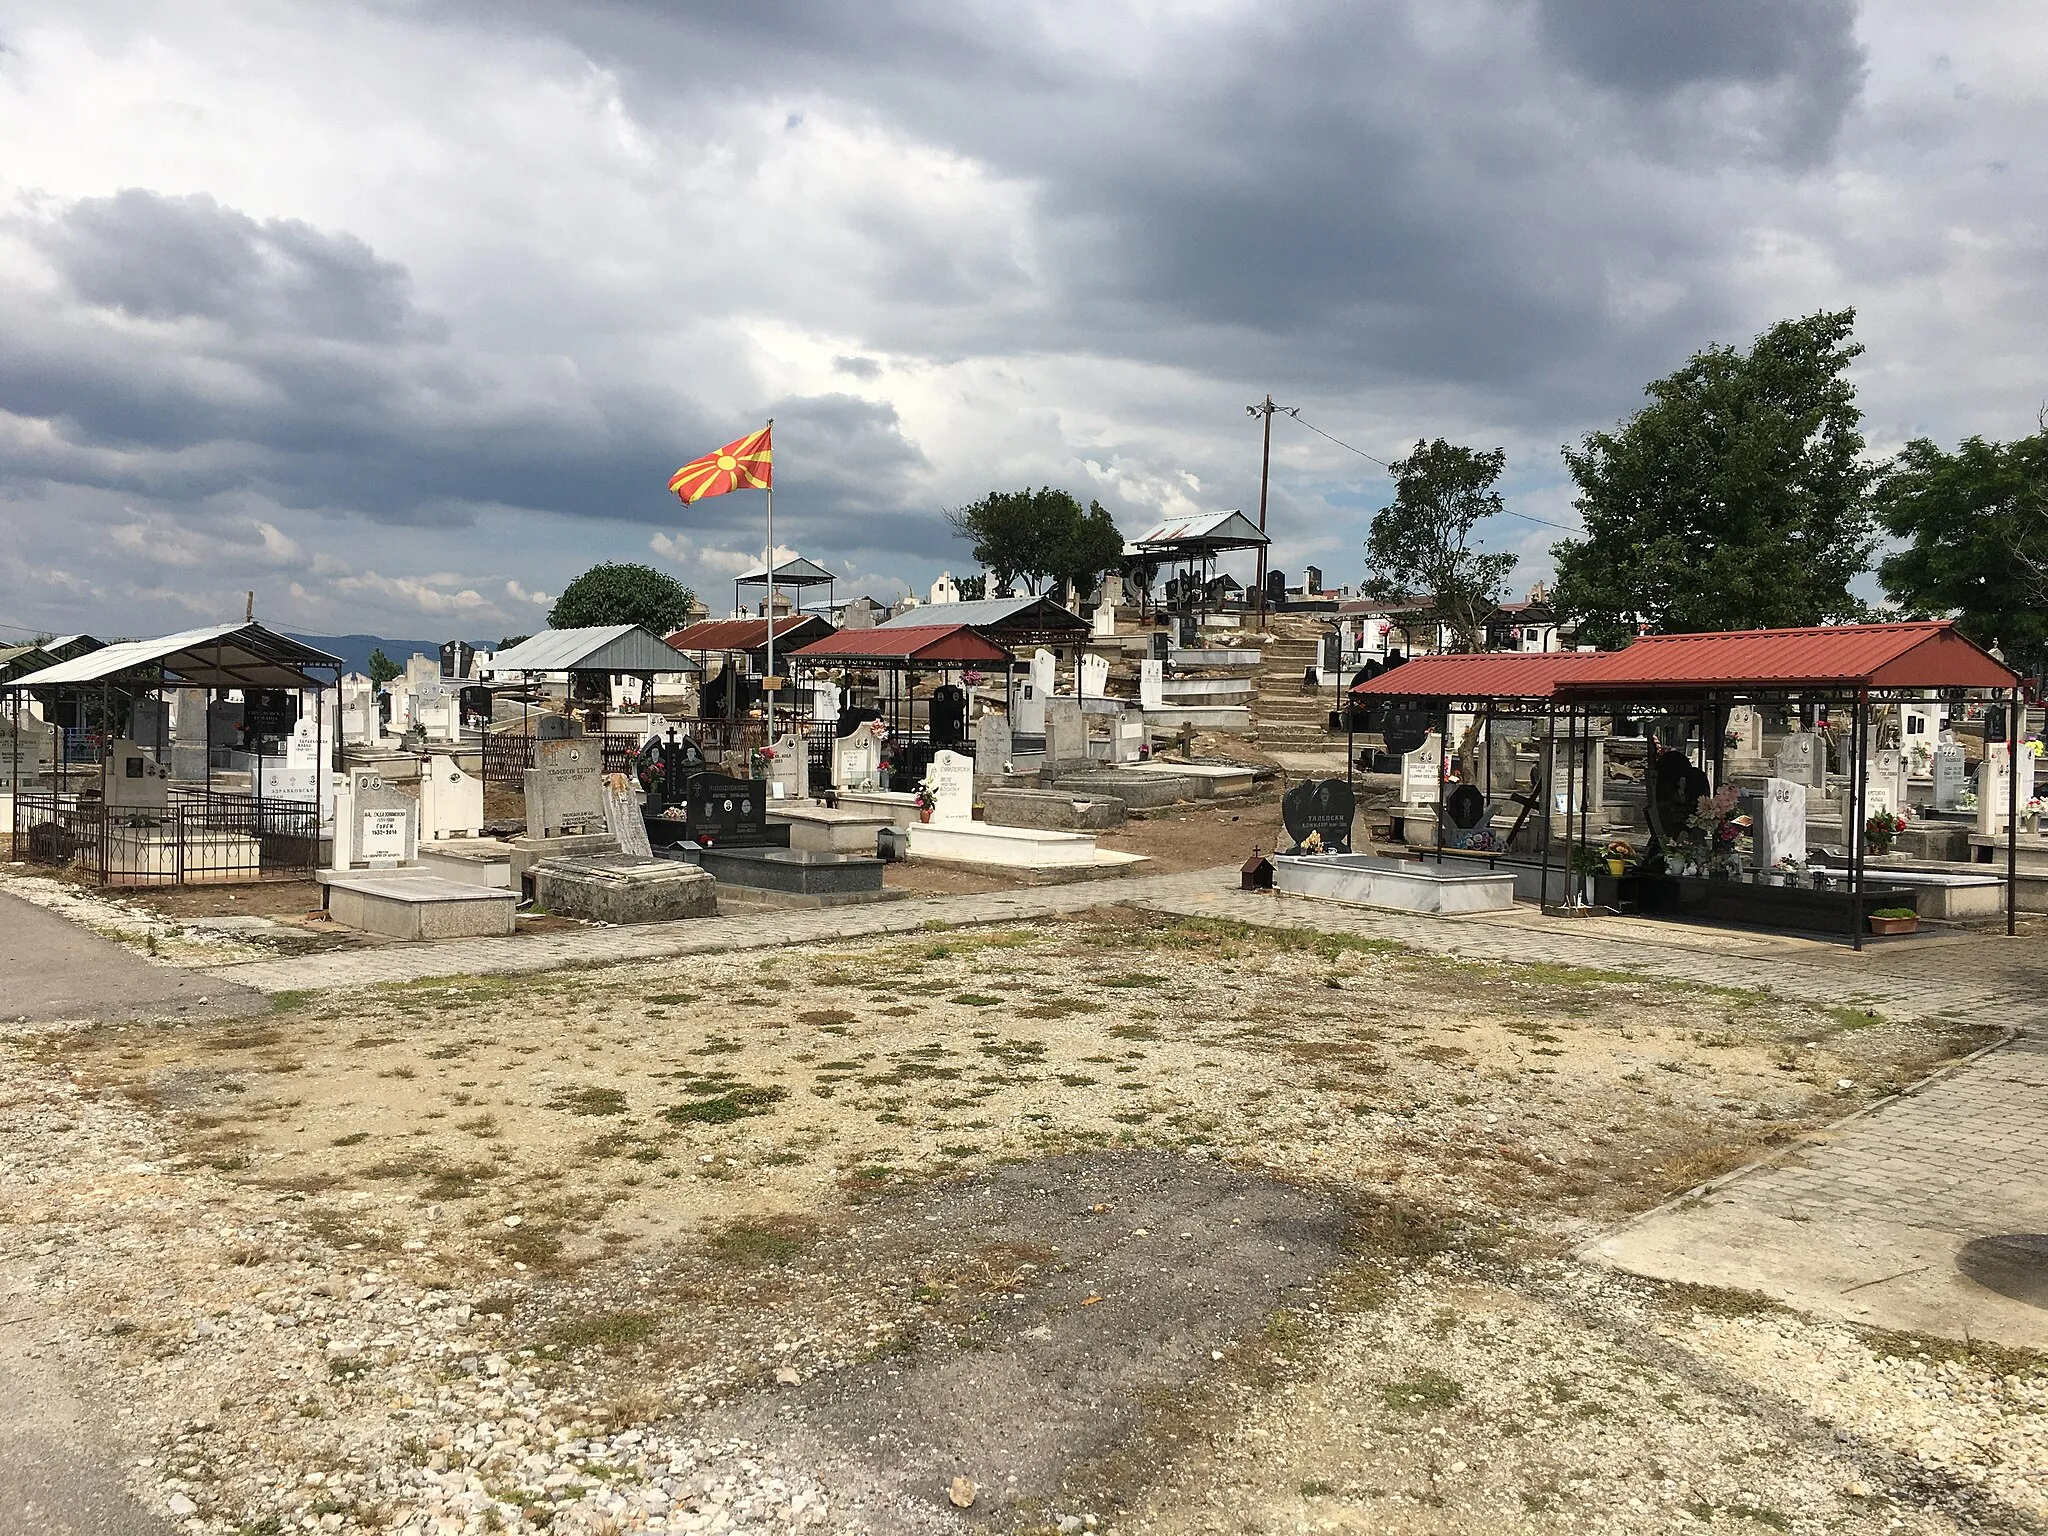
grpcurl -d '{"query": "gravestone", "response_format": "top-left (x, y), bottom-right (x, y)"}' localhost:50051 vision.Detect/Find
top-left (1111, 717), bottom-right (1144, 763)
top-left (833, 722), bottom-right (884, 791)
top-left (1178, 610), bottom-right (1199, 648)
top-left (1030, 648), bottom-right (1057, 699)
top-left (1752, 777), bottom-right (1808, 869)
top-left (1045, 697), bottom-right (1088, 769)
top-left (1079, 655), bottom-right (1109, 699)
top-left (242, 689), bottom-right (298, 742)
top-left (1139, 659), bottom-right (1165, 710)
top-left (1977, 746), bottom-right (2009, 836)
top-left (1265, 570), bottom-right (1287, 609)
top-left (1098, 573), bottom-right (1125, 608)
top-left (1380, 702), bottom-right (1434, 757)
top-left (928, 684), bottom-right (968, 749)
top-left (1401, 731), bottom-right (1442, 805)
top-left (927, 749), bottom-right (975, 827)
top-left (440, 639), bottom-right (477, 680)
top-left (603, 772), bottom-right (654, 858)
top-left (684, 772), bottom-right (769, 845)
top-left (1281, 778), bottom-right (1355, 853)
top-left (1933, 743), bottom-right (1967, 812)
top-left (2018, 743), bottom-right (2038, 810)
top-left (812, 680), bottom-right (841, 723)
top-left (973, 710), bottom-right (1012, 769)
top-left (1901, 703), bottom-right (1940, 775)
top-left (1321, 630), bottom-right (1343, 674)
top-left (419, 753), bottom-right (483, 841)
top-left (767, 731), bottom-right (811, 801)
top-left (536, 714), bottom-right (583, 742)
top-left (103, 739), bottom-right (169, 812)
top-left (337, 770), bottom-right (419, 869)
top-left (1091, 602), bottom-right (1117, 639)
top-left (1864, 749), bottom-right (1906, 816)
top-left (524, 753), bottom-right (609, 838)
top-left (1014, 679), bottom-right (1046, 736)
top-left (1148, 631), bottom-right (1169, 662)
top-left (1773, 731), bottom-right (1823, 789)
top-left (1724, 705), bottom-right (1765, 769)
top-left (128, 695), bottom-right (167, 749)
top-left (1304, 564), bottom-right (1323, 596)
top-left (1647, 749), bottom-right (1712, 856)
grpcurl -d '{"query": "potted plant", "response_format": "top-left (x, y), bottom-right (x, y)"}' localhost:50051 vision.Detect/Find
top-left (1864, 810), bottom-right (1907, 856)
top-left (1567, 843), bottom-right (1603, 904)
top-left (912, 773), bottom-right (938, 823)
top-left (1600, 838), bottom-right (1636, 877)
top-left (1868, 905), bottom-right (1919, 936)
top-left (2026, 796), bottom-right (2044, 836)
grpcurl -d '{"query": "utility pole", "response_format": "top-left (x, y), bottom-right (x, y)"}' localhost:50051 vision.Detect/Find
top-left (1245, 395), bottom-right (1294, 628)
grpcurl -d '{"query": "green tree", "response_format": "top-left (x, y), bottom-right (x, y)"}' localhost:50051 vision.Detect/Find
top-left (1551, 310), bottom-right (1879, 648)
top-left (1362, 439), bottom-right (1517, 652)
top-left (366, 648), bottom-right (401, 688)
top-left (945, 488), bottom-right (1122, 601)
top-left (547, 562), bottom-right (696, 634)
top-left (1876, 425), bottom-right (2048, 662)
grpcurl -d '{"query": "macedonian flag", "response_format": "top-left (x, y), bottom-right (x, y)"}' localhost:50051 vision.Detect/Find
top-left (669, 424), bottom-right (773, 504)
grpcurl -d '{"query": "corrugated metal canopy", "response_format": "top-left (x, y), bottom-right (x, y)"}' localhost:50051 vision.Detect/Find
top-left (1130, 510), bottom-right (1270, 552)
top-left (1560, 621), bottom-right (2017, 697)
top-left (878, 595), bottom-right (1088, 641)
top-left (1351, 651), bottom-right (1609, 702)
top-left (489, 625), bottom-right (700, 674)
top-left (734, 557), bottom-right (837, 587)
top-left (664, 616), bottom-right (835, 652)
top-left (785, 624), bottom-right (1014, 666)
top-left (5, 623), bottom-right (339, 691)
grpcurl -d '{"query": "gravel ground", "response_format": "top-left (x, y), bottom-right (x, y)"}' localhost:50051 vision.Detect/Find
top-left (2, 910), bottom-right (2039, 1535)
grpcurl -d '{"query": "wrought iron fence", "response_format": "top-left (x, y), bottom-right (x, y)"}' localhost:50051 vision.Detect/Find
top-left (11, 785), bottom-right (320, 886)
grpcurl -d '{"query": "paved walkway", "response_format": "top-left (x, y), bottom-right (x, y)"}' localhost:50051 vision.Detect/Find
top-left (0, 890), bottom-right (261, 1023)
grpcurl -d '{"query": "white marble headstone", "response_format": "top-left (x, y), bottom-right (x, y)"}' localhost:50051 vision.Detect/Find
top-left (1079, 654), bottom-right (1109, 699)
top-left (928, 749), bottom-right (975, 827)
top-left (1977, 745), bottom-right (2009, 836)
top-left (1402, 732), bottom-right (1443, 805)
top-left (1112, 717), bottom-right (1144, 763)
top-left (103, 739), bottom-right (169, 811)
top-left (1773, 731), bottom-right (1822, 788)
top-left (1030, 648), bottom-right (1057, 700)
top-left (833, 722), bottom-right (883, 791)
top-left (420, 752), bottom-right (483, 841)
top-left (1014, 680), bottom-right (1046, 736)
top-left (1090, 603), bottom-right (1117, 639)
top-left (768, 731), bottom-right (810, 801)
top-left (1753, 776), bottom-right (1808, 869)
top-left (1139, 659), bottom-right (1164, 710)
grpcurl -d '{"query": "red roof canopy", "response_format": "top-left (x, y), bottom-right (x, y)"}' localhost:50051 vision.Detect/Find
top-left (1561, 621), bottom-right (2017, 697)
top-left (1350, 651), bottom-right (1608, 702)
top-left (784, 623), bottom-right (1012, 667)
top-left (665, 616), bottom-right (833, 652)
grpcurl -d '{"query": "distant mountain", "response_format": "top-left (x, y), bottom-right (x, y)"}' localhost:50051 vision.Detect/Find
top-left (286, 633), bottom-right (496, 678)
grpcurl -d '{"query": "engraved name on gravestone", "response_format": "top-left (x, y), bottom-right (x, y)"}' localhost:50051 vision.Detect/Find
top-left (525, 747), bottom-right (609, 838)
top-left (1401, 731), bottom-right (1442, 805)
top-left (1139, 659), bottom-right (1164, 710)
top-left (1282, 778), bottom-right (1356, 853)
top-left (928, 749), bottom-right (975, 827)
top-left (834, 723), bottom-right (882, 791)
top-left (684, 773), bottom-right (769, 845)
top-left (1773, 731), bottom-right (1821, 789)
top-left (1932, 743), bottom-right (1967, 812)
top-left (353, 771), bottom-right (419, 866)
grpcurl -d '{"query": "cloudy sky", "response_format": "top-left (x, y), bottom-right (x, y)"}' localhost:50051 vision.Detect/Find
top-left (1, 0), bottom-right (2042, 643)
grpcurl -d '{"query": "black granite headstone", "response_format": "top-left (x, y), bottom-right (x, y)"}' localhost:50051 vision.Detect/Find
top-left (1379, 701), bottom-right (1435, 756)
top-left (1149, 630), bottom-right (1170, 662)
top-left (1178, 611), bottom-right (1200, 648)
top-left (1265, 570), bottom-right (1287, 608)
top-left (683, 772), bottom-right (770, 846)
top-left (1647, 748), bottom-right (1712, 850)
top-left (242, 689), bottom-right (298, 740)
top-left (1322, 630), bottom-right (1343, 671)
top-left (1281, 778), bottom-right (1356, 852)
top-left (928, 684), bottom-right (968, 749)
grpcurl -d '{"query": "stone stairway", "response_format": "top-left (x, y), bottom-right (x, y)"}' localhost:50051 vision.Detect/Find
top-left (1248, 622), bottom-right (1341, 750)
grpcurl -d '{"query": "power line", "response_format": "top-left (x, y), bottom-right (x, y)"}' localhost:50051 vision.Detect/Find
top-left (1279, 411), bottom-right (1583, 536)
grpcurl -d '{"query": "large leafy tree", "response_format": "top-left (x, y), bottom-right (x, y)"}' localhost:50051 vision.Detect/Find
top-left (1877, 427), bottom-right (2048, 663)
top-left (1362, 439), bottom-right (1517, 652)
top-left (946, 488), bottom-right (1123, 601)
top-left (548, 562), bottom-right (696, 634)
top-left (1551, 310), bottom-right (1879, 647)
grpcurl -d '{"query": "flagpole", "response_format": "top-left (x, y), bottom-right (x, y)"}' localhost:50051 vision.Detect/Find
top-left (762, 417), bottom-right (775, 739)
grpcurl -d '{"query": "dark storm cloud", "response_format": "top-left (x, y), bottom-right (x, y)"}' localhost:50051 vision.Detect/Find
top-left (1534, 0), bottom-right (1862, 101)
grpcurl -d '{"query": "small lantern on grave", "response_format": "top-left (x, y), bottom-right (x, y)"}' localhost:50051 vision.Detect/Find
top-left (1241, 847), bottom-right (1274, 891)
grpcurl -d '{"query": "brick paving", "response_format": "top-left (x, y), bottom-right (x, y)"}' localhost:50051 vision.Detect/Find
top-left (205, 873), bottom-right (2048, 1281)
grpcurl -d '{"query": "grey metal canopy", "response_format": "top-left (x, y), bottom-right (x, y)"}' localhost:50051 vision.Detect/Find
top-left (733, 557), bottom-right (837, 588)
top-left (878, 594), bottom-right (1089, 646)
top-left (4, 623), bottom-right (340, 692)
top-left (1129, 509), bottom-right (1270, 554)
top-left (488, 625), bottom-right (700, 675)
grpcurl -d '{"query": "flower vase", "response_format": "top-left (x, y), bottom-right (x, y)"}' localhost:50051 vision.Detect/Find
top-left (918, 808), bottom-right (933, 824)
top-left (1606, 859), bottom-right (1626, 877)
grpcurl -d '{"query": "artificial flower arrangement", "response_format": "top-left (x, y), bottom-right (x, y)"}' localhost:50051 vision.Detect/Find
top-left (960, 669), bottom-right (985, 687)
top-left (911, 770), bottom-right (938, 818)
top-left (1600, 837), bottom-right (1637, 870)
top-left (1677, 786), bottom-right (1751, 875)
top-left (1864, 809), bottom-right (1908, 854)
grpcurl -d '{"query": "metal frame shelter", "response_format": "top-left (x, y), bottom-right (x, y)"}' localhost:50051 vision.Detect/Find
top-left (483, 625), bottom-right (701, 786)
top-left (1128, 510), bottom-right (1270, 623)
top-left (733, 557), bottom-right (837, 620)
top-left (876, 595), bottom-right (1090, 651)
top-left (4, 623), bottom-right (343, 885)
top-left (1352, 622), bottom-right (2026, 951)
top-left (784, 623), bottom-right (1015, 789)
top-left (664, 615), bottom-right (838, 757)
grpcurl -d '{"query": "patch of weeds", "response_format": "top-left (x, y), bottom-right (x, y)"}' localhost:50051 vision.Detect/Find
top-left (706, 1215), bottom-right (816, 1266)
top-left (950, 994), bottom-right (1002, 1008)
top-left (1105, 1022), bottom-right (1161, 1041)
top-left (661, 1084), bottom-right (788, 1125)
top-left (331, 1131), bottom-right (370, 1147)
top-left (1381, 1370), bottom-right (1463, 1413)
top-left (550, 1312), bottom-right (657, 1352)
top-left (329, 1356), bottom-right (370, 1381)
top-left (549, 1086), bottom-right (628, 1116)
top-left (1099, 974), bottom-right (1167, 989)
top-left (1653, 1281), bottom-right (1788, 1320)
top-left (799, 1009), bottom-right (857, 1027)
top-left (648, 993), bottom-right (693, 1006)
top-left (1857, 1325), bottom-right (2048, 1376)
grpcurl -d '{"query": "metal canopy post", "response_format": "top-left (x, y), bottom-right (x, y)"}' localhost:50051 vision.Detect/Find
top-left (2008, 685), bottom-right (2021, 937)
top-left (1538, 703), bottom-right (1557, 909)
top-left (1850, 691), bottom-right (1867, 952)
